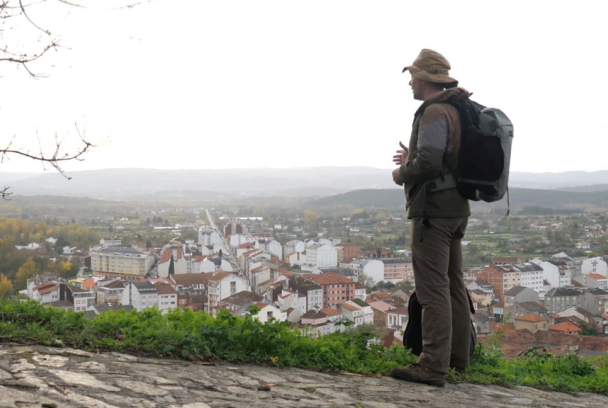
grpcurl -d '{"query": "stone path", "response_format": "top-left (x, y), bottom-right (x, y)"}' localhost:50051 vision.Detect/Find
top-left (0, 343), bottom-right (606, 407)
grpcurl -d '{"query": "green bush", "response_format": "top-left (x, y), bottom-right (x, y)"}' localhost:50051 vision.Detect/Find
top-left (1, 300), bottom-right (608, 394)
top-left (0, 300), bottom-right (416, 374)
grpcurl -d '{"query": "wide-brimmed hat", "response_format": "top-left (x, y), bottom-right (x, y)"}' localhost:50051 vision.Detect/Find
top-left (402, 49), bottom-right (458, 85)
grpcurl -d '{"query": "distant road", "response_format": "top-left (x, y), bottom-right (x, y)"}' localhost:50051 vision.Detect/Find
top-left (205, 209), bottom-right (243, 276)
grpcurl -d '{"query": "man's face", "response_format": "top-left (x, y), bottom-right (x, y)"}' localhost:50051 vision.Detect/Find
top-left (409, 75), bottom-right (425, 101)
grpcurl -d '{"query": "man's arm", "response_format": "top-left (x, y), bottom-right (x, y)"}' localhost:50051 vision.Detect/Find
top-left (399, 105), bottom-right (448, 186)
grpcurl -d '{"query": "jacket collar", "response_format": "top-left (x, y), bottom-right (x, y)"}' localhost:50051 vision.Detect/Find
top-left (414, 87), bottom-right (470, 117)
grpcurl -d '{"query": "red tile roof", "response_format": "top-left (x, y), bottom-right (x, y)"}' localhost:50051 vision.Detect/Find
top-left (208, 271), bottom-right (235, 281)
top-left (170, 272), bottom-right (214, 286)
top-left (253, 302), bottom-right (270, 309)
top-left (550, 322), bottom-right (583, 333)
top-left (104, 280), bottom-right (125, 289)
top-left (369, 301), bottom-right (395, 313)
top-left (301, 272), bottom-right (354, 286)
top-left (154, 282), bottom-right (177, 295)
top-left (81, 278), bottom-right (96, 291)
top-left (336, 301), bottom-right (359, 312)
top-left (388, 307), bottom-right (409, 315)
top-left (372, 291), bottom-right (393, 300)
top-left (515, 313), bottom-right (549, 322)
top-left (33, 282), bottom-right (59, 295)
top-left (320, 307), bottom-right (342, 317)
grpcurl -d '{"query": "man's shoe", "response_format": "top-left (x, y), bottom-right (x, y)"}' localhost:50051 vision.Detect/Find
top-left (390, 364), bottom-right (446, 387)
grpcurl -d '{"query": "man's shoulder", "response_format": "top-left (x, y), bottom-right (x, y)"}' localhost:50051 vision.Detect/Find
top-left (425, 101), bottom-right (459, 115)
top-left (420, 102), bottom-right (459, 124)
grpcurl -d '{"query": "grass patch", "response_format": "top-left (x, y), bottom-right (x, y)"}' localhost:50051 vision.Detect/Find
top-left (1, 300), bottom-right (608, 394)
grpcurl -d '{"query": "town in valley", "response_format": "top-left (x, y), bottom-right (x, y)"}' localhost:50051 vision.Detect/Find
top-left (2, 180), bottom-right (608, 359)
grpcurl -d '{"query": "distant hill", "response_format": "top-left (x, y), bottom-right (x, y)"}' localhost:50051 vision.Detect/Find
top-left (3, 167), bottom-right (608, 202)
top-left (1, 167), bottom-right (390, 201)
top-left (509, 171), bottom-right (608, 189)
top-left (308, 187), bottom-right (608, 210)
top-left (557, 184), bottom-right (608, 192)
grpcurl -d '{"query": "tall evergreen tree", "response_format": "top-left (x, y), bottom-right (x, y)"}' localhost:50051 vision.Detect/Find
top-left (168, 256), bottom-right (175, 275)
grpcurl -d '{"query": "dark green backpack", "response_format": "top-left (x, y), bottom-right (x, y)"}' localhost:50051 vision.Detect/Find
top-left (426, 99), bottom-right (514, 211)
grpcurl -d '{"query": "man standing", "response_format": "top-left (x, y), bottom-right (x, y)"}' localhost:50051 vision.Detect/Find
top-left (390, 49), bottom-right (471, 387)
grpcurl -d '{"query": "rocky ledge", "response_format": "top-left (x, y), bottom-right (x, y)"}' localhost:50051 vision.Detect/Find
top-left (0, 343), bottom-right (606, 408)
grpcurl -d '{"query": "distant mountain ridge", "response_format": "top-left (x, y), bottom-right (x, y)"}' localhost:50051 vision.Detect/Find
top-left (308, 187), bottom-right (608, 210)
top-left (1, 168), bottom-right (608, 201)
top-left (509, 171), bottom-right (608, 189)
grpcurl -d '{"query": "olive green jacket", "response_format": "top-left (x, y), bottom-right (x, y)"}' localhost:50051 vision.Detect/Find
top-left (400, 88), bottom-right (471, 219)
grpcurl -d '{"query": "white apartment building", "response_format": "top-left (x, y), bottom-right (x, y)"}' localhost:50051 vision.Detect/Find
top-left (198, 228), bottom-right (222, 247)
top-left (154, 282), bottom-right (178, 313)
top-left (277, 289), bottom-right (308, 315)
top-left (122, 281), bottom-right (159, 311)
top-left (286, 252), bottom-right (307, 267)
top-left (346, 259), bottom-right (384, 284)
top-left (288, 278), bottom-right (324, 312)
top-left (306, 244), bottom-right (338, 268)
top-left (349, 299), bottom-right (374, 324)
top-left (207, 272), bottom-right (249, 315)
top-left (582, 257), bottom-right (608, 277)
top-left (332, 301), bottom-right (363, 326)
top-left (284, 240), bottom-right (305, 256)
top-left (90, 247), bottom-right (154, 280)
top-left (267, 240), bottom-right (283, 261)
top-left (355, 283), bottom-right (367, 301)
top-left (69, 287), bottom-right (95, 312)
top-left (96, 280), bottom-right (126, 305)
top-left (531, 259), bottom-right (572, 288)
top-left (513, 263), bottom-right (544, 293)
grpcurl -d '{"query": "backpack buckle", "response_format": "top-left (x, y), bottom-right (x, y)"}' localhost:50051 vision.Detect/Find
top-left (425, 174), bottom-right (457, 193)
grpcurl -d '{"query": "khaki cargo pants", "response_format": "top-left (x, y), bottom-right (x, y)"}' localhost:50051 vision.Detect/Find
top-left (410, 217), bottom-right (470, 374)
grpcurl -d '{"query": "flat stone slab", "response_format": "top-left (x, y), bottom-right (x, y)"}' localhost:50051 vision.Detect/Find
top-left (0, 343), bottom-right (606, 407)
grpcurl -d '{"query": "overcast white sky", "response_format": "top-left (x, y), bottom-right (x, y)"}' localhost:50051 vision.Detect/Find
top-left (1, 0), bottom-right (606, 174)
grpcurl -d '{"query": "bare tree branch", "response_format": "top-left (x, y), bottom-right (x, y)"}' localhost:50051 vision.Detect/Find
top-left (18, 0), bottom-right (49, 35)
top-left (1, 126), bottom-right (94, 178)
top-left (0, 0), bottom-right (142, 196)
top-left (0, 124), bottom-right (95, 198)
top-left (0, 186), bottom-right (12, 200)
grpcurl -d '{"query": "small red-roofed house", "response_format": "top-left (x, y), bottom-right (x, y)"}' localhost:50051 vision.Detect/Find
top-left (301, 309), bottom-right (328, 326)
top-left (320, 307), bottom-right (343, 321)
top-left (32, 283), bottom-right (59, 303)
top-left (514, 313), bottom-right (550, 333)
top-left (369, 300), bottom-right (395, 327)
top-left (332, 300), bottom-right (363, 325)
top-left (550, 321), bottom-right (583, 334)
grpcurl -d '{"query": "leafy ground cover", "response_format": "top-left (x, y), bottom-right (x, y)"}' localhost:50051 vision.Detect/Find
top-left (1, 300), bottom-right (607, 394)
